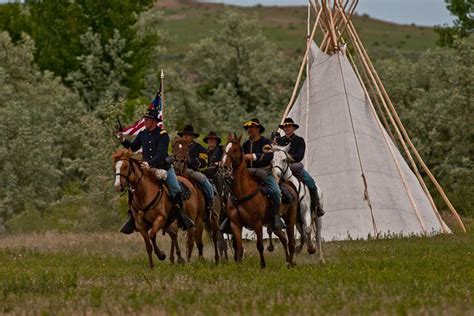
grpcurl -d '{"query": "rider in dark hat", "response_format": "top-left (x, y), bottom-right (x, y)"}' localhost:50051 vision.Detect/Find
top-left (204, 131), bottom-right (223, 166)
top-left (276, 117), bottom-right (324, 217)
top-left (178, 124), bottom-right (215, 221)
top-left (242, 118), bottom-right (286, 230)
top-left (116, 109), bottom-right (195, 233)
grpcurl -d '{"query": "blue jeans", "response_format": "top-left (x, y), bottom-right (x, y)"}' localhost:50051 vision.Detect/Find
top-left (166, 165), bottom-right (182, 199)
top-left (262, 173), bottom-right (281, 207)
top-left (199, 175), bottom-right (215, 204)
top-left (302, 170), bottom-right (316, 190)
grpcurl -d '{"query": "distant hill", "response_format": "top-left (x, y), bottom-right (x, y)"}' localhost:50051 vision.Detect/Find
top-left (158, 0), bottom-right (438, 62)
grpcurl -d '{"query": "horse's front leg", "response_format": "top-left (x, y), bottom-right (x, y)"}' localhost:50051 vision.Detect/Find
top-left (314, 216), bottom-right (325, 263)
top-left (274, 227), bottom-right (291, 267)
top-left (150, 215), bottom-right (166, 261)
top-left (210, 212), bottom-right (220, 264)
top-left (137, 226), bottom-right (154, 268)
top-left (302, 200), bottom-right (316, 255)
top-left (295, 223), bottom-right (305, 254)
top-left (266, 227), bottom-right (275, 252)
top-left (230, 221), bottom-right (243, 263)
top-left (255, 222), bottom-right (266, 269)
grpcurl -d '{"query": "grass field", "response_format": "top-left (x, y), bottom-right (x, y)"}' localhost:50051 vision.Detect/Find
top-left (1, 218), bottom-right (472, 315)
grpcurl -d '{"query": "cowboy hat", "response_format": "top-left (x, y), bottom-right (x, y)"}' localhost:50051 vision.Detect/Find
top-left (203, 131), bottom-right (222, 144)
top-left (243, 118), bottom-right (265, 133)
top-left (177, 124), bottom-right (200, 137)
top-left (279, 117), bottom-right (299, 130)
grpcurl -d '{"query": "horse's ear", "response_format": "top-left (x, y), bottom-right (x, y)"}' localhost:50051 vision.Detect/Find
top-left (233, 132), bottom-right (238, 140)
top-left (237, 133), bottom-right (243, 143)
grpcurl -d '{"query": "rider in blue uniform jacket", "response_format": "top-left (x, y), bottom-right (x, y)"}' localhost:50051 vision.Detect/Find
top-left (276, 117), bottom-right (324, 217)
top-left (178, 125), bottom-right (215, 219)
top-left (242, 118), bottom-right (286, 231)
top-left (117, 109), bottom-right (194, 233)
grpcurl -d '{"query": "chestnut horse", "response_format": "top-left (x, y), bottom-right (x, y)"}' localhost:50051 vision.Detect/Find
top-left (113, 149), bottom-right (198, 268)
top-left (220, 134), bottom-right (297, 268)
top-left (172, 138), bottom-right (222, 263)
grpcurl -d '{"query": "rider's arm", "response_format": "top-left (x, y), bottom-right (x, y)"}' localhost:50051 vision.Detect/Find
top-left (122, 132), bottom-right (142, 152)
top-left (148, 132), bottom-right (170, 167)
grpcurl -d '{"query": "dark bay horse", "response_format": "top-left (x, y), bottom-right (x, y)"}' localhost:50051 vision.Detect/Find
top-left (172, 138), bottom-right (222, 263)
top-left (113, 149), bottom-right (198, 268)
top-left (220, 134), bottom-right (297, 268)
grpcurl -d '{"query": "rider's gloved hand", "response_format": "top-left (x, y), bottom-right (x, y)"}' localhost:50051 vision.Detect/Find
top-left (140, 161), bottom-right (150, 170)
top-left (116, 132), bottom-right (124, 142)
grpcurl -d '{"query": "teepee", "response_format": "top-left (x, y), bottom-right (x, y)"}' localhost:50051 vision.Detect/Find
top-left (281, 0), bottom-right (465, 240)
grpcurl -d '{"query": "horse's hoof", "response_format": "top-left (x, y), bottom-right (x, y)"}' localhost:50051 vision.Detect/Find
top-left (260, 263), bottom-right (266, 269)
top-left (157, 251), bottom-right (166, 261)
top-left (308, 247), bottom-right (316, 255)
top-left (178, 257), bottom-right (186, 265)
top-left (267, 244), bottom-right (275, 252)
top-left (319, 257), bottom-right (326, 264)
top-left (295, 245), bottom-right (303, 254)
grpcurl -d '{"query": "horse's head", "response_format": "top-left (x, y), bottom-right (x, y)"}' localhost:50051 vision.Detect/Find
top-left (220, 133), bottom-right (243, 177)
top-left (112, 148), bottom-right (139, 192)
top-left (172, 137), bottom-right (190, 175)
top-left (271, 144), bottom-right (293, 182)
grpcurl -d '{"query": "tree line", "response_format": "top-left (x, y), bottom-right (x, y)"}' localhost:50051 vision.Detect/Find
top-left (0, 1), bottom-right (472, 231)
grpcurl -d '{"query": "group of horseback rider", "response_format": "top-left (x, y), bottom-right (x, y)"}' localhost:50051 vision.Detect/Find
top-left (116, 108), bottom-right (324, 234)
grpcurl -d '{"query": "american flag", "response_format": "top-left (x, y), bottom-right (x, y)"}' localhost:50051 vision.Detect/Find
top-left (121, 84), bottom-right (163, 135)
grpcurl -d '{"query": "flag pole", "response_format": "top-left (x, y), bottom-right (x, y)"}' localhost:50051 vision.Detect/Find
top-left (161, 69), bottom-right (165, 127)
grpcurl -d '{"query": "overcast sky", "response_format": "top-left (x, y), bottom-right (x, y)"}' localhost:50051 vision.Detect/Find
top-left (202, 0), bottom-right (454, 26)
top-left (0, 0), bottom-right (455, 27)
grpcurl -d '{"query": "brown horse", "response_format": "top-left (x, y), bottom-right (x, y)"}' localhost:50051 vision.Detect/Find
top-left (220, 134), bottom-right (297, 268)
top-left (172, 138), bottom-right (222, 263)
top-left (112, 148), bottom-right (198, 268)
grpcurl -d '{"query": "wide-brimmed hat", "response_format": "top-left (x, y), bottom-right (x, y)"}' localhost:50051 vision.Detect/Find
top-left (279, 117), bottom-right (299, 130)
top-left (143, 108), bottom-right (162, 121)
top-left (243, 118), bottom-right (265, 133)
top-left (177, 124), bottom-right (199, 137)
top-left (203, 131), bottom-right (221, 144)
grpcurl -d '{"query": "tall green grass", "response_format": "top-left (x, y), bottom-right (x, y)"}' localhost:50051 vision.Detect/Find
top-left (1, 220), bottom-right (472, 315)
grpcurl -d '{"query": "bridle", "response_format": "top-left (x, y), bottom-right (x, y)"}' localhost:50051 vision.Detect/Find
top-left (273, 148), bottom-right (291, 181)
top-left (219, 140), bottom-right (241, 177)
top-left (115, 156), bottom-right (164, 213)
top-left (115, 157), bottom-right (144, 191)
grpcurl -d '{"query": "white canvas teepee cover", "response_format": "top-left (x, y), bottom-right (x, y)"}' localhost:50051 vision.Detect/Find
top-left (288, 45), bottom-right (449, 240)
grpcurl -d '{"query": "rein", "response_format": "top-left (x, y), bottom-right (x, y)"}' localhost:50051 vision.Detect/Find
top-left (115, 157), bottom-right (163, 213)
top-left (230, 187), bottom-right (260, 206)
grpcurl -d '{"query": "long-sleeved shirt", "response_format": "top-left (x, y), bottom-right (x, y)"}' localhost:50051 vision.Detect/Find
top-left (188, 141), bottom-right (208, 170)
top-left (122, 127), bottom-right (171, 169)
top-left (277, 133), bottom-right (305, 163)
top-left (207, 145), bottom-right (223, 165)
top-left (242, 136), bottom-right (273, 168)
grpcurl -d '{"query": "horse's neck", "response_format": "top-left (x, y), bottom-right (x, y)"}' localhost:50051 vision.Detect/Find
top-left (130, 164), bottom-right (157, 202)
top-left (232, 161), bottom-right (258, 196)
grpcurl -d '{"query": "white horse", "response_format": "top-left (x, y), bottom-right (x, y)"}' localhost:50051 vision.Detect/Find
top-left (271, 145), bottom-right (324, 263)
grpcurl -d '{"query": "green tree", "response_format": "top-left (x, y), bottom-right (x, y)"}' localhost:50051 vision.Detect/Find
top-left (435, 0), bottom-right (473, 47)
top-left (184, 10), bottom-right (294, 135)
top-left (377, 40), bottom-right (474, 216)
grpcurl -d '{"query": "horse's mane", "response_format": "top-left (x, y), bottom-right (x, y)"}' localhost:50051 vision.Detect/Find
top-left (112, 148), bottom-right (132, 162)
top-left (272, 144), bottom-right (294, 162)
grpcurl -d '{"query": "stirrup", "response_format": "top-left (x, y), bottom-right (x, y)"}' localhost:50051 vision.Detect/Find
top-left (219, 218), bottom-right (232, 234)
top-left (177, 213), bottom-right (195, 230)
top-left (119, 215), bottom-right (135, 234)
top-left (272, 215), bottom-right (286, 231)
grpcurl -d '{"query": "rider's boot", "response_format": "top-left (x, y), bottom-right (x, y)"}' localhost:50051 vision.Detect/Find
top-left (309, 187), bottom-right (325, 217)
top-left (119, 210), bottom-right (136, 234)
top-left (174, 193), bottom-right (195, 230)
top-left (219, 216), bottom-right (232, 234)
top-left (270, 200), bottom-right (286, 231)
